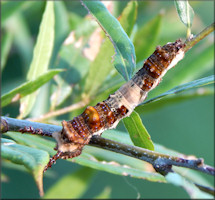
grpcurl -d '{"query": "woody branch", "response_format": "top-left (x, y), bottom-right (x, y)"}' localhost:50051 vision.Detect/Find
top-left (1, 116), bottom-right (214, 178)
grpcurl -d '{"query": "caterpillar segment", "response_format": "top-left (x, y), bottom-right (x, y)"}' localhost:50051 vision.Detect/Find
top-left (44, 39), bottom-right (185, 172)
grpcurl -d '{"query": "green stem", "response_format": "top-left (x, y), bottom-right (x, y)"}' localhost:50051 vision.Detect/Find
top-left (184, 22), bottom-right (215, 52)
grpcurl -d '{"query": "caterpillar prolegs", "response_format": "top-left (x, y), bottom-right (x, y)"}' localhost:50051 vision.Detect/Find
top-left (44, 39), bottom-right (185, 172)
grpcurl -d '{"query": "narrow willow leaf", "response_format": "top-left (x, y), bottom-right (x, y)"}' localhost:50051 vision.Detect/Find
top-left (84, 1), bottom-right (137, 97)
top-left (8, 12), bottom-right (34, 68)
top-left (73, 154), bottom-right (165, 182)
top-left (119, 1), bottom-right (138, 37)
top-left (174, 0), bottom-right (194, 28)
top-left (94, 187), bottom-right (111, 199)
top-left (1, 138), bottom-right (49, 196)
top-left (82, 1), bottom-right (136, 81)
top-left (5, 130), bottom-right (163, 183)
top-left (136, 86), bottom-right (214, 115)
top-left (123, 111), bottom-right (154, 151)
top-left (166, 173), bottom-right (213, 198)
top-left (53, 18), bottom-right (96, 107)
top-left (6, 131), bottom-right (56, 156)
top-left (133, 12), bottom-right (163, 62)
top-left (1, 1), bottom-right (31, 25)
top-left (1, 31), bottom-right (13, 71)
top-left (83, 39), bottom-right (115, 97)
top-left (19, 2), bottom-right (55, 118)
top-left (139, 75), bottom-right (215, 106)
top-left (50, 75), bottom-right (73, 109)
top-left (50, 1), bottom-right (70, 66)
top-left (174, 167), bottom-right (214, 189)
top-left (1, 69), bottom-right (63, 107)
top-left (102, 130), bottom-right (133, 146)
top-left (84, 144), bottom-right (146, 171)
top-left (44, 167), bottom-right (94, 198)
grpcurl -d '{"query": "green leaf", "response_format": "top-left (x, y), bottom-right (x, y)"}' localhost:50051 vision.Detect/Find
top-left (123, 111), bottom-right (154, 151)
top-left (139, 75), bottom-right (215, 106)
top-left (136, 86), bottom-right (214, 115)
top-left (1, 138), bottom-right (49, 196)
top-left (83, 1), bottom-right (138, 97)
top-left (19, 1), bottom-right (55, 118)
top-left (44, 167), bottom-right (95, 198)
top-left (133, 12), bottom-right (163, 62)
top-left (1, 1), bottom-right (31, 25)
top-left (1, 69), bottom-right (63, 107)
top-left (166, 173), bottom-right (213, 198)
top-left (174, 0), bottom-right (194, 29)
top-left (8, 12), bottom-right (34, 68)
top-left (6, 132), bottom-right (56, 155)
top-left (1, 31), bottom-right (13, 71)
top-left (102, 130), bottom-right (133, 146)
top-left (174, 167), bottom-right (214, 189)
top-left (106, 131), bottom-right (214, 197)
top-left (50, 75), bottom-right (73, 109)
top-left (5, 130), bottom-right (164, 183)
top-left (82, 1), bottom-right (136, 81)
top-left (50, 1), bottom-right (70, 66)
top-left (58, 43), bottom-right (91, 84)
top-left (54, 17), bottom-right (96, 102)
top-left (94, 187), bottom-right (111, 199)
top-left (73, 152), bottom-right (165, 183)
top-left (83, 39), bottom-right (115, 97)
top-left (119, 1), bottom-right (138, 37)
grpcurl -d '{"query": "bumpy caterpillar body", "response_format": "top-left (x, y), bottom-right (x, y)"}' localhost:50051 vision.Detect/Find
top-left (44, 39), bottom-right (185, 171)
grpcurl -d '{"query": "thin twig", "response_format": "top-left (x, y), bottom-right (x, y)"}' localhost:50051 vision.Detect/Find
top-left (184, 22), bottom-right (215, 52)
top-left (1, 116), bottom-right (214, 177)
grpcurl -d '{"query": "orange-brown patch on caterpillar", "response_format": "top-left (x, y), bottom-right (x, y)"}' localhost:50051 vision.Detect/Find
top-left (82, 106), bottom-right (102, 131)
top-left (61, 119), bottom-right (89, 144)
top-left (117, 105), bottom-right (128, 116)
top-left (71, 117), bottom-right (89, 139)
top-left (97, 102), bottom-right (109, 115)
top-left (157, 51), bottom-right (172, 69)
top-left (144, 60), bottom-right (161, 79)
top-left (141, 77), bottom-right (154, 91)
top-left (96, 102), bottom-right (117, 126)
top-left (106, 110), bottom-right (116, 125)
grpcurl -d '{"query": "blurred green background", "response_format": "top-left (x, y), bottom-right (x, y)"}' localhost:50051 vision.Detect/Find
top-left (1, 1), bottom-right (214, 198)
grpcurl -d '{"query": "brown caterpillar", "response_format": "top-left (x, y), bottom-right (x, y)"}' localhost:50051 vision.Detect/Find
top-left (44, 39), bottom-right (185, 172)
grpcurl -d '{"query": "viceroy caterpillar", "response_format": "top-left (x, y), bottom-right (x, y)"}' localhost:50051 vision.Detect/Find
top-left (44, 39), bottom-right (185, 171)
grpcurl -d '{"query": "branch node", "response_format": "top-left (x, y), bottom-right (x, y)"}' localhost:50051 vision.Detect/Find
top-left (195, 158), bottom-right (204, 166)
top-left (153, 158), bottom-right (173, 176)
top-left (1, 118), bottom-right (8, 133)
